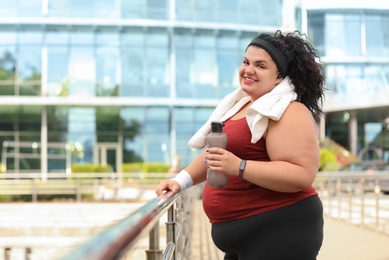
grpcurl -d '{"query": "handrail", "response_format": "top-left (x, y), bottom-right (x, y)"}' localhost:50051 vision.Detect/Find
top-left (315, 171), bottom-right (389, 235)
top-left (58, 191), bottom-right (191, 260)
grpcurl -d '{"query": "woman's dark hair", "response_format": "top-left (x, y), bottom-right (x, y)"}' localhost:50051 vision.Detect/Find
top-left (254, 30), bottom-right (325, 119)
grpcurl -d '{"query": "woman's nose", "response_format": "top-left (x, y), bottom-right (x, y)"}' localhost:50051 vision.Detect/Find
top-left (245, 66), bottom-right (253, 74)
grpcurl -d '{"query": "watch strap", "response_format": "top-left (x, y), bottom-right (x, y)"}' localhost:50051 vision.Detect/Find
top-left (238, 160), bottom-right (247, 178)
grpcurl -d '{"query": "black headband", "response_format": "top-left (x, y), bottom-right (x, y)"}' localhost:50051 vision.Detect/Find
top-left (247, 38), bottom-right (289, 77)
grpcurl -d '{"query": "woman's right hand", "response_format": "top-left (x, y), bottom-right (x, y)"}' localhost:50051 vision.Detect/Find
top-left (155, 179), bottom-right (182, 199)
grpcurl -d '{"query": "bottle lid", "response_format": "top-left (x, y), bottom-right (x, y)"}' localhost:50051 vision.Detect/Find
top-left (210, 121), bottom-right (224, 133)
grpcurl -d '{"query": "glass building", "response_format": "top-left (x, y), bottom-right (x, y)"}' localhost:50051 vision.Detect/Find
top-left (302, 0), bottom-right (389, 164)
top-left (0, 0), bottom-right (388, 178)
top-left (0, 0), bottom-right (289, 178)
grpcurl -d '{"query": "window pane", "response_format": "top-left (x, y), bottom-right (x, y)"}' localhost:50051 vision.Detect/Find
top-left (325, 14), bottom-right (361, 56)
top-left (47, 46), bottom-right (69, 96)
top-left (96, 47), bottom-right (120, 97)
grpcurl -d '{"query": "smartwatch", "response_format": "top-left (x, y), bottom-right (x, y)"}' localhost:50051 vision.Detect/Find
top-left (238, 160), bottom-right (247, 178)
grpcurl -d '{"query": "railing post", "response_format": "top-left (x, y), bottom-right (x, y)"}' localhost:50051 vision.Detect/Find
top-left (359, 178), bottom-right (365, 228)
top-left (166, 203), bottom-right (176, 259)
top-left (4, 247), bottom-right (11, 260)
top-left (146, 225), bottom-right (163, 260)
top-left (375, 179), bottom-right (381, 233)
top-left (347, 178), bottom-right (353, 222)
top-left (336, 176), bottom-right (342, 220)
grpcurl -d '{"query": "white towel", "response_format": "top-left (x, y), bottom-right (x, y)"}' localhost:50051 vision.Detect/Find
top-left (187, 77), bottom-right (297, 149)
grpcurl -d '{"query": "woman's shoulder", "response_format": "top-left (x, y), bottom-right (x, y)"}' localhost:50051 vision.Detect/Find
top-left (269, 101), bottom-right (315, 128)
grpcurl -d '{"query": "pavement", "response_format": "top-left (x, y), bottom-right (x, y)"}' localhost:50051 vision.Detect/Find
top-left (318, 217), bottom-right (389, 260)
top-left (191, 200), bottom-right (389, 260)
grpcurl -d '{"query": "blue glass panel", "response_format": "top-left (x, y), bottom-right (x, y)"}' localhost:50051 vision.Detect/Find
top-left (0, 0), bottom-right (17, 17)
top-left (325, 14), bottom-right (361, 57)
top-left (121, 47), bottom-right (144, 97)
top-left (68, 47), bottom-right (95, 96)
top-left (17, 46), bottom-right (41, 81)
top-left (216, 0), bottom-right (237, 23)
top-left (47, 0), bottom-right (71, 17)
top-left (121, 0), bottom-right (146, 19)
top-left (17, 0), bottom-right (42, 17)
top-left (46, 26), bottom-right (69, 45)
top-left (175, 1), bottom-right (193, 21)
top-left (147, 0), bottom-right (168, 19)
top-left (68, 107), bottom-right (95, 163)
top-left (47, 46), bottom-right (68, 96)
top-left (195, 0), bottom-right (215, 22)
top-left (366, 15), bottom-right (385, 56)
top-left (96, 47), bottom-right (120, 97)
top-left (145, 47), bottom-right (169, 97)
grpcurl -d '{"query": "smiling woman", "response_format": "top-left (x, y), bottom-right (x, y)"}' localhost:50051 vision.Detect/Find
top-left (156, 30), bottom-right (326, 259)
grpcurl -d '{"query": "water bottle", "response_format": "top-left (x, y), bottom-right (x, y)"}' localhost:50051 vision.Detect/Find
top-left (206, 121), bottom-right (229, 187)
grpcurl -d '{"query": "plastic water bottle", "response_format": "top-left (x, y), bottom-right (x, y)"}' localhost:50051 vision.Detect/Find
top-left (206, 121), bottom-right (229, 187)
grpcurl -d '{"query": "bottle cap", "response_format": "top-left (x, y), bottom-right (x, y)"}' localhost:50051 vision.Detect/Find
top-left (210, 121), bottom-right (224, 133)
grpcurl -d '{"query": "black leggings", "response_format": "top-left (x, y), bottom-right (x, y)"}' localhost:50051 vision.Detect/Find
top-left (211, 196), bottom-right (323, 260)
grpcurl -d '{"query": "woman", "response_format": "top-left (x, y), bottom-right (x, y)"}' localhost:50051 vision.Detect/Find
top-left (156, 30), bottom-right (325, 259)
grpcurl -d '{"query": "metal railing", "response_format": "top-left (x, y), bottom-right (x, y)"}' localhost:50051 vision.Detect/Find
top-left (315, 171), bottom-right (389, 236)
top-left (58, 189), bottom-right (194, 260)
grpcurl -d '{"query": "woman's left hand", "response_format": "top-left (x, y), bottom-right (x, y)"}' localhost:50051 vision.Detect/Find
top-left (205, 147), bottom-right (241, 177)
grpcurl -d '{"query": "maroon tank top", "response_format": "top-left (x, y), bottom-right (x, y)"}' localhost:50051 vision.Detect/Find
top-left (202, 117), bottom-right (318, 223)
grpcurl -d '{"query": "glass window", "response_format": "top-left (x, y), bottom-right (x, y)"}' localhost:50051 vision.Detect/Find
top-left (121, 0), bottom-right (146, 19)
top-left (96, 107), bottom-right (120, 134)
top-left (121, 47), bottom-right (145, 96)
top-left (96, 47), bottom-right (120, 97)
top-left (46, 25), bottom-right (69, 45)
top-left (68, 47), bottom-right (95, 96)
top-left (0, 46), bottom-right (16, 81)
top-left (47, 46), bottom-right (69, 96)
top-left (47, 106), bottom-right (68, 142)
top-left (47, 0), bottom-right (71, 17)
top-left (147, 0), bottom-right (168, 19)
top-left (70, 0), bottom-right (95, 17)
top-left (308, 13), bottom-right (325, 56)
top-left (95, 0), bottom-right (120, 18)
top-left (96, 30), bottom-right (120, 47)
top-left (175, 47), bottom-right (193, 98)
top-left (121, 28), bottom-right (145, 46)
top-left (216, 33), bottom-right (240, 97)
top-left (195, 0), bottom-right (215, 22)
top-left (145, 47), bottom-right (169, 97)
top-left (0, 0), bottom-right (17, 17)
top-left (17, 0), bottom-right (42, 17)
top-left (68, 107), bottom-right (95, 163)
top-left (145, 107), bottom-right (170, 162)
top-left (192, 49), bottom-right (217, 98)
top-left (17, 46), bottom-right (41, 82)
top-left (216, 0), bottom-right (237, 23)
top-left (18, 26), bottom-right (43, 45)
top-left (70, 27), bottom-right (94, 46)
top-left (239, 0), bottom-right (282, 26)
top-left (325, 14), bottom-right (361, 56)
top-left (365, 14), bottom-right (389, 56)
top-left (175, 1), bottom-right (193, 21)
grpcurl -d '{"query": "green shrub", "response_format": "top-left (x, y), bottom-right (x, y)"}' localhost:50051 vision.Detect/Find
top-left (71, 164), bottom-right (112, 173)
top-left (122, 162), bottom-right (143, 173)
top-left (319, 149), bottom-right (340, 171)
top-left (122, 162), bottom-right (171, 181)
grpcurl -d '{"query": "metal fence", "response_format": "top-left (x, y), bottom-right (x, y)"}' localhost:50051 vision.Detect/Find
top-left (315, 171), bottom-right (389, 236)
top-left (58, 189), bottom-right (194, 260)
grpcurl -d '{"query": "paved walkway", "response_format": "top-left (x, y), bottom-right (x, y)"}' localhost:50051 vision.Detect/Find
top-left (191, 200), bottom-right (389, 260)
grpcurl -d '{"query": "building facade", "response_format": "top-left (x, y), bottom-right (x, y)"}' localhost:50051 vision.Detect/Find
top-left (0, 0), bottom-right (388, 178)
top-left (302, 0), bottom-right (389, 166)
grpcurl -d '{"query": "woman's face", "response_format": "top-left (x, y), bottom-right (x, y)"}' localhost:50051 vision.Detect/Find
top-left (239, 46), bottom-right (283, 100)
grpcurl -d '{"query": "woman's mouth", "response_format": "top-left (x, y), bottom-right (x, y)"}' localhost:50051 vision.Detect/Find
top-left (243, 77), bottom-right (257, 85)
